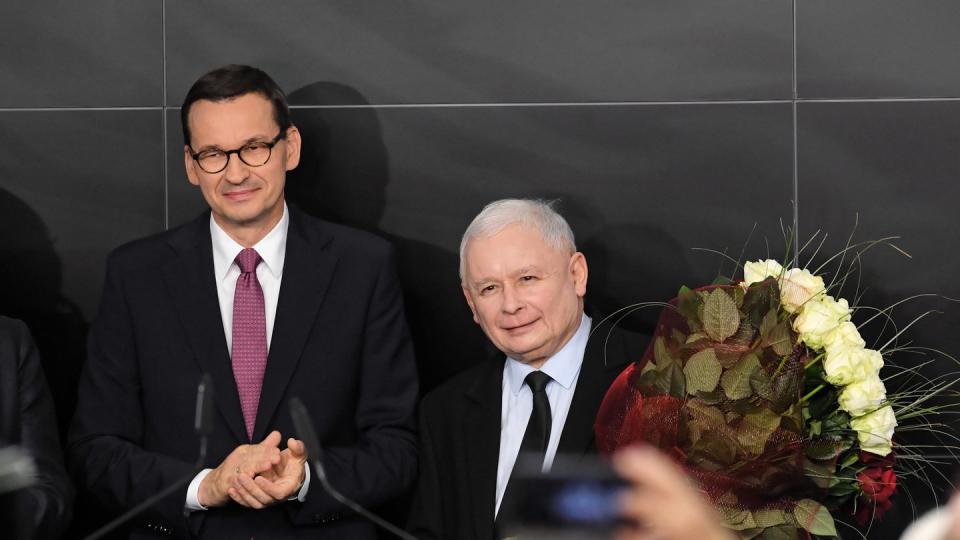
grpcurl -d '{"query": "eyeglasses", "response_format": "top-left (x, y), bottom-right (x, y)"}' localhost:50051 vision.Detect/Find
top-left (189, 131), bottom-right (287, 174)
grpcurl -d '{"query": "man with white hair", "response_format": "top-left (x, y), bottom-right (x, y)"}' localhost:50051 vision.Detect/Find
top-left (407, 199), bottom-right (644, 540)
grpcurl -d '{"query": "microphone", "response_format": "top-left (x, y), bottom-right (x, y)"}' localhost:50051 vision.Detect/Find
top-left (194, 373), bottom-right (214, 465)
top-left (84, 374), bottom-right (214, 540)
top-left (289, 397), bottom-right (416, 540)
top-left (0, 445), bottom-right (36, 495)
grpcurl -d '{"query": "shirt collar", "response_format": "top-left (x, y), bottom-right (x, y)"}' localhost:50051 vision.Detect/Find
top-left (505, 313), bottom-right (591, 395)
top-left (210, 202), bottom-right (289, 282)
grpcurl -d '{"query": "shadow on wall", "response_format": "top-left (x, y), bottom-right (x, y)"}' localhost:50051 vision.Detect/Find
top-left (285, 82), bottom-right (493, 394)
top-left (0, 188), bottom-right (87, 443)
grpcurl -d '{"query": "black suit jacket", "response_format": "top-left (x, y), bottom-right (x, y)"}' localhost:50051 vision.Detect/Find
top-left (407, 320), bottom-right (645, 540)
top-left (68, 208), bottom-right (418, 539)
top-left (0, 316), bottom-right (74, 539)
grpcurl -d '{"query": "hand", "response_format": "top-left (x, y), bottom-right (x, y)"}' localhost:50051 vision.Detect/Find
top-left (613, 446), bottom-right (734, 540)
top-left (946, 494), bottom-right (960, 540)
top-left (228, 437), bottom-right (308, 509)
top-left (198, 431), bottom-right (283, 508)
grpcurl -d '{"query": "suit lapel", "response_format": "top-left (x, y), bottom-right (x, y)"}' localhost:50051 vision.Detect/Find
top-left (463, 358), bottom-right (503, 540)
top-left (252, 209), bottom-right (337, 441)
top-left (162, 214), bottom-right (248, 443)
top-left (556, 322), bottom-right (631, 456)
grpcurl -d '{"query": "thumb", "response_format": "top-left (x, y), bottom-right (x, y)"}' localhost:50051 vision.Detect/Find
top-left (262, 430), bottom-right (282, 448)
top-left (288, 438), bottom-right (307, 458)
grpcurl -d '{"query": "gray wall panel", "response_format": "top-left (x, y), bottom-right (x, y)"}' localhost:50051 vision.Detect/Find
top-left (798, 102), bottom-right (960, 532)
top-left (0, 109), bottom-right (163, 451)
top-left (1, 110), bottom-right (165, 319)
top-left (798, 1), bottom-right (960, 98)
top-left (165, 0), bottom-right (793, 105)
top-left (0, 2), bottom-right (163, 107)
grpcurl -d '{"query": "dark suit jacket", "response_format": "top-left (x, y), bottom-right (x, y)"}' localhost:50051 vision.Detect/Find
top-left (407, 320), bottom-right (645, 540)
top-left (0, 316), bottom-right (74, 539)
top-left (67, 207), bottom-right (418, 539)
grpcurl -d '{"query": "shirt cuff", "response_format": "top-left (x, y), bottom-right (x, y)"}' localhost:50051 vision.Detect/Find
top-left (292, 461), bottom-right (310, 502)
top-left (185, 468), bottom-right (213, 511)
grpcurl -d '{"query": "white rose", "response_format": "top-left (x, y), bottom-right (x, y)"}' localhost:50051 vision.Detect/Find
top-left (823, 347), bottom-right (884, 386)
top-left (850, 405), bottom-right (897, 456)
top-left (743, 259), bottom-right (784, 286)
top-left (838, 375), bottom-right (887, 417)
top-left (780, 268), bottom-right (826, 313)
top-left (823, 320), bottom-right (865, 356)
top-left (793, 296), bottom-right (851, 350)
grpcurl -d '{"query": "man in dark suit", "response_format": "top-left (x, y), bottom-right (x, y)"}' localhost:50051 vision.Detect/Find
top-left (68, 65), bottom-right (418, 538)
top-left (0, 316), bottom-right (74, 538)
top-left (408, 199), bottom-right (644, 540)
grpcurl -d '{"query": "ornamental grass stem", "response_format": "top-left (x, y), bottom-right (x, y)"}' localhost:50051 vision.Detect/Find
top-left (801, 384), bottom-right (826, 403)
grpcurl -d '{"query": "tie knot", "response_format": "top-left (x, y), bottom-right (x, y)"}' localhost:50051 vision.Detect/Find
top-left (524, 371), bottom-right (552, 393)
top-left (235, 248), bottom-right (262, 274)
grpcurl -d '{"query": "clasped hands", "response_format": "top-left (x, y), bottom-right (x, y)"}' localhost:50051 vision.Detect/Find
top-left (198, 431), bottom-right (308, 509)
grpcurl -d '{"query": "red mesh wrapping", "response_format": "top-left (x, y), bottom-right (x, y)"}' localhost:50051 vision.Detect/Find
top-left (595, 286), bottom-right (826, 517)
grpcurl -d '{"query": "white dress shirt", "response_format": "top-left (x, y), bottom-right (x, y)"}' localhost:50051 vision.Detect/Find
top-left (494, 313), bottom-right (591, 517)
top-left (185, 204), bottom-right (310, 510)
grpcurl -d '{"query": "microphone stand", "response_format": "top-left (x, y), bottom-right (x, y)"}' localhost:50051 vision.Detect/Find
top-left (289, 397), bottom-right (416, 540)
top-left (84, 374), bottom-right (214, 540)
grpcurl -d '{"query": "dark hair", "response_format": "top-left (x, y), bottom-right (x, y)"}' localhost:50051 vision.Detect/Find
top-left (180, 64), bottom-right (292, 146)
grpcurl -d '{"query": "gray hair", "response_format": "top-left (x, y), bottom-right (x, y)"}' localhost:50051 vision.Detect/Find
top-left (459, 198), bottom-right (576, 279)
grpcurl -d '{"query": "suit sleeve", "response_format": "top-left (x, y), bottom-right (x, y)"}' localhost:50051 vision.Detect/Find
top-left (287, 245), bottom-right (419, 525)
top-left (7, 320), bottom-right (75, 539)
top-left (406, 401), bottom-right (443, 539)
top-left (67, 255), bottom-right (195, 536)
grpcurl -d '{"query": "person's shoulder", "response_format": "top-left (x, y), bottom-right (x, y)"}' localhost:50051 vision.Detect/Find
top-left (421, 359), bottom-right (501, 416)
top-left (0, 315), bottom-right (30, 344)
top-left (107, 212), bottom-right (208, 270)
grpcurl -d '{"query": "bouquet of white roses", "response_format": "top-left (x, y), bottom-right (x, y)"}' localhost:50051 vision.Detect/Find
top-left (596, 236), bottom-right (959, 539)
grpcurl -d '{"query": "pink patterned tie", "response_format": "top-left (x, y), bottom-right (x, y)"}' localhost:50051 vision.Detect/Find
top-left (232, 248), bottom-right (267, 441)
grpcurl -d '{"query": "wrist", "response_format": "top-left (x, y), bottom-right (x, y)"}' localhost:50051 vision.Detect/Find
top-left (198, 470), bottom-right (220, 508)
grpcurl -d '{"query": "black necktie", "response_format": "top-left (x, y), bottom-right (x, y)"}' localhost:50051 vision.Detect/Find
top-left (518, 371), bottom-right (553, 459)
top-left (496, 371), bottom-right (554, 535)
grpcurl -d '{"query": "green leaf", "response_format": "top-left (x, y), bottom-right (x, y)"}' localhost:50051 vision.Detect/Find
top-left (677, 287), bottom-right (703, 329)
top-left (742, 278), bottom-right (778, 328)
top-left (730, 320), bottom-right (757, 346)
top-left (759, 525), bottom-right (800, 540)
top-left (722, 353), bottom-right (761, 400)
top-left (733, 286), bottom-right (746, 307)
top-left (686, 398), bottom-right (727, 444)
top-left (653, 336), bottom-right (673, 367)
top-left (655, 359), bottom-right (686, 397)
top-left (803, 459), bottom-right (836, 490)
top-left (765, 321), bottom-right (795, 357)
top-left (718, 506), bottom-right (759, 531)
top-left (684, 349), bottom-right (722, 394)
top-left (696, 387), bottom-right (725, 405)
top-left (829, 481), bottom-right (859, 498)
top-left (671, 328), bottom-right (688, 345)
top-left (750, 365), bottom-right (772, 399)
top-left (759, 309), bottom-right (778, 340)
top-left (692, 431), bottom-right (737, 467)
top-left (766, 366), bottom-right (804, 413)
top-left (686, 332), bottom-right (709, 344)
top-left (737, 408), bottom-right (780, 455)
top-left (791, 499), bottom-right (837, 537)
top-left (704, 288), bottom-right (740, 342)
top-left (753, 508), bottom-right (788, 529)
top-left (806, 436), bottom-right (852, 461)
top-left (636, 367), bottom-right (659, 390)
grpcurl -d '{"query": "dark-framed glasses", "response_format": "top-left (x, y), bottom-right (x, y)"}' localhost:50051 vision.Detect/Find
top-left (189, 131), bottom-right (287, 174)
